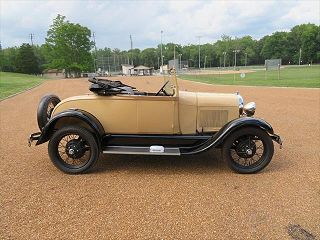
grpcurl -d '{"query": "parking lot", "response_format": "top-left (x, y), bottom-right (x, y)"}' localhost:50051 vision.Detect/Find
top-left (0, 76), bottom-right (319, 239)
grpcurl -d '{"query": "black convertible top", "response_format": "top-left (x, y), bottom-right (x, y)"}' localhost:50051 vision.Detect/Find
top-left (88, 77), bottom-right (141, 96)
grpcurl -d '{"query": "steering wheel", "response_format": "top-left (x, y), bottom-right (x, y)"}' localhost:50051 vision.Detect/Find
top-left (155, 80), bottom-right (170, 96)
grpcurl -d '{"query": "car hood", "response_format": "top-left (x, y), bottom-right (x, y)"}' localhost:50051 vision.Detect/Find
top-left (179, 90), bottom-right (239, 107)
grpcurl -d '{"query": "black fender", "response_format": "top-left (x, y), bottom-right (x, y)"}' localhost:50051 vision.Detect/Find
top-left (181, 117), bottom-right (274, 155)
top-left (36, 109), bottom-right (105, 148)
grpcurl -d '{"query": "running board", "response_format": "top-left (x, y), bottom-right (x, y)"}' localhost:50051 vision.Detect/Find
top-left (103, 146), bottom-right (181, 156)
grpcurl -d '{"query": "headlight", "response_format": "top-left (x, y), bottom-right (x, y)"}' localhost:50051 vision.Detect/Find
top-left (243, 102), bottom-right (256, 117)
top-left (237, 94), bottom-right (244, 115)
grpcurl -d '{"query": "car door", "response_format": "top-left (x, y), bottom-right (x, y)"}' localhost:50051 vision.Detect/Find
top-left (136, 95), bottom-right (178, 134)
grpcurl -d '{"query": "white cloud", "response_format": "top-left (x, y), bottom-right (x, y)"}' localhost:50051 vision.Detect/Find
top-left (280, 0), bottom-right (320, 24)
top-left (0, 0), bottom-right (319, 49)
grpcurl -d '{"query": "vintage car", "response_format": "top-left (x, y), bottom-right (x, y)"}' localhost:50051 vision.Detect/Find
top-left (29, 71), bottom-right (282, 174)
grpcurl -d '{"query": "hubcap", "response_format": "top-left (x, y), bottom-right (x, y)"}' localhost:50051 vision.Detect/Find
top-left (65, 139), bottom-right (86, 159)
top-left (236, 139), bottom-right (256, 158)
top-left (68, 149), bottom-right (75, 155)
top-left (231, 135), bottom-right (264, 167)
top-left (246, 149), bottom-right (253, 155)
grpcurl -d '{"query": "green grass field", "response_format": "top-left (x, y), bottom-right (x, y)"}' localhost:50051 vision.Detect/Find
top-left (180, 65), bottom-right (320, 88)
top-left (0, 72), bottom-right (46, 99)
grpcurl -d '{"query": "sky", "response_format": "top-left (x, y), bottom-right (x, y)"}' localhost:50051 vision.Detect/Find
top-left (0, 0), bottom-right (319, 50)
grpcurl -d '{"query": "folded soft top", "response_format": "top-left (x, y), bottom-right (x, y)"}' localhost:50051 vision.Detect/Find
top-left (88, 77), bottom-right (138, 96)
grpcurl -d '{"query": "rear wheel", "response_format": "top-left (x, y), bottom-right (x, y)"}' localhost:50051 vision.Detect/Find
top-left (222, 127), bottom-right (274, 174)
top-left (48, 126), bottom-right (99, 174)
top-left (37, 94), bottom-right (60, 130)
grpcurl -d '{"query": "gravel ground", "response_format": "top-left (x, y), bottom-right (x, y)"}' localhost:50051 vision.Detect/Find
top-left (0, 76), bottom-right (319, 240)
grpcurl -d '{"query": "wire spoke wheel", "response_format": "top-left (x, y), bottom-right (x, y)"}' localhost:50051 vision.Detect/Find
top-left (48, 126), bottom-right (99, 174)
top-left (230, 136), bottom-right (264, 168)
top-left (57, 134), bottom-right (91, 168)
top-left (222, 127), bottom-right (274, 174)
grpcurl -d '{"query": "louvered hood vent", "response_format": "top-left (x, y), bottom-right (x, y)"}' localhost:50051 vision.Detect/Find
top-left (199, 110), bottom-right (228, 128)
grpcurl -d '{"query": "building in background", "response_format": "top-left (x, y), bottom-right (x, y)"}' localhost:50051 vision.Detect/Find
top-left (160, 65), bottom-right (169, 74)
top-left (121, 64), bottom-right (134, 75)
top-left (42, 69), bottom-right (64, 79)
top-left (130, 65), bottom-right (153, 76)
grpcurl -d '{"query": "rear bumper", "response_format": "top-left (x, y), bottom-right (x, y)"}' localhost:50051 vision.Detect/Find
top-left (270, 133), bottom-right (283, 148)
top-left (28, 132), bottom-right (41, 147)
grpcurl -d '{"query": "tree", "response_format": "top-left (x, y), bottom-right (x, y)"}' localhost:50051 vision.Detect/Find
top-left (0, 47), bottom-right (18, 72)
top-left (261, 32), bottom-right (290, 64)
top-left (15, 43), bottom-right (40, 74)
top-left (44, 15), bottom-right (93, 77)
top-left (140, 48), bottom-right (157, 67)
top-left (288, 23), bottom-right (320, 64)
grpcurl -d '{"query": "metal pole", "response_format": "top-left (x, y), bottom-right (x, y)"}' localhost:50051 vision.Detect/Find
top-left (299, 48), bottom-right (302, 65)
top-left (233, 50), bottom-right (239, 83)
top-left (223, 52), bottom-right (226, 68)
top-left (179, 54), bottom-right (182, 70)
top-left (160, 30), bottom-right (163, 74)
top-left (233, 50), bottom-right (239, 70)
top-left (245, 53), bottom-right (247, 67)
top-left (234, 51), bottom-right (236, 70)
top-left (173, 44), bottom-right (176, 69)
top-left (204, 56), bottom-right (207, 70)
top-left (92, 32), bottom-right (98, 73)
top-left (30, 33), bottom-right (34, 46)
top-left (196, 36), bottom-right (202, 69)
top-left (130, 34), bottom-right (133, 66)
top-left (162, 56), bottom-right (164, 66)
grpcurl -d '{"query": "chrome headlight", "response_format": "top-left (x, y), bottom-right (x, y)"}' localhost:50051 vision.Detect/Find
top-left (237, 94), bottom-right (244, 115)
top-left (243, 102), bottom-right (256, 117)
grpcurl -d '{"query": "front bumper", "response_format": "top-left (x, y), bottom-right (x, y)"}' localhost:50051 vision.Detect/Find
top-left (28, 132), bottom-right (41, 147)
top-left (270, 133), bottom-right (283, 149)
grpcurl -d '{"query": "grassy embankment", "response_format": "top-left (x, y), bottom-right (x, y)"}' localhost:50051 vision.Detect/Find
top-left (180, 65), bottom-right (320, 88)
top-left (0, 72), bottom-right (46, 99)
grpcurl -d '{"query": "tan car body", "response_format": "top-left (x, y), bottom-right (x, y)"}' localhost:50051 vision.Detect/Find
top-left (52, 74), bottom-right (240, 134)
top-left (29, 72), bottom-right (283, 174)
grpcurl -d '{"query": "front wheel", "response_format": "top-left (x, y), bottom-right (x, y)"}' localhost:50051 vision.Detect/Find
top-left (222, 127), bottom-right (274, 174)
top-left (48, 126), bottom-right (99, 174)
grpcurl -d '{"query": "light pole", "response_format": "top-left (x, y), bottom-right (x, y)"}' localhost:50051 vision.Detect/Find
top-left (92, 32), bottom-right (98, 73)
top-left (179, 54), bottom-right (182, 70)
top-left (161, 30), bottom-right (163, 74)
top-left (93, 58), bottom-right (97, 74)
top-left (299, 48), bottom-right (302, 65)
top-left (130, 34), bottom-right (133, 66)
top-left (223, 52), bottom-right (226, 68)
top-left (233, 50), bottom-right (240, 70)
top-left (204, 55), bottom-right (207, 70)
top-left (245, 53), bottom-right (247, 67)
top-left (196, 36), bottom-right (202, 69)
top-left (173, 44), bottom-right (176, 69)
top-left (158, 56), bottom-right (160, 70)
top-left (162, 55), bottom-right (164, 71)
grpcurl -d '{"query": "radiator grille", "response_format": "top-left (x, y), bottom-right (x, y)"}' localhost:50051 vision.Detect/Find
top-left (199, 110), bottom-right (228, 128)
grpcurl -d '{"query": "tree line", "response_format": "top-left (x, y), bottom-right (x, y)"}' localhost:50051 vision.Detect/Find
top-left (0, 14), bottom-right (319, 76)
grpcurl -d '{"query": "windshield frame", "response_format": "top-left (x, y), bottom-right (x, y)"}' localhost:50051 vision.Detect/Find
top-left (162, 69), bottom-right (179, 97)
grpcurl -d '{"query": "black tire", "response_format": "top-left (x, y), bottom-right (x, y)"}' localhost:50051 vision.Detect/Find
top-left (222, 127), bottom-right (274, 174)
top-left (37, 94), bottom-right (60, 130)
top-left (48, 126), bottom-right (99, 174)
